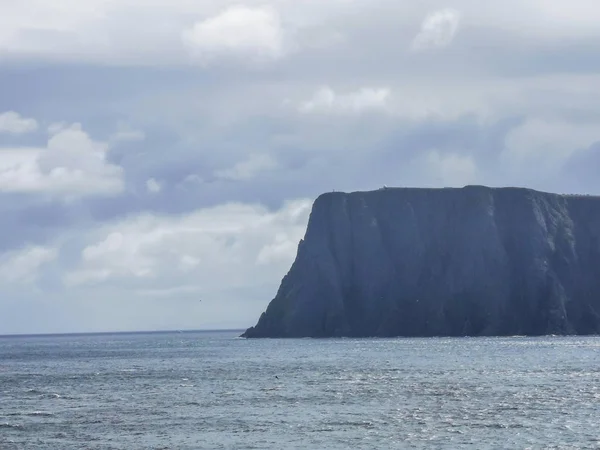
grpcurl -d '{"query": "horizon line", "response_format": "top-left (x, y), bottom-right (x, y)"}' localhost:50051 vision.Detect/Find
top-left (0, 328), bottom-right (246, 338)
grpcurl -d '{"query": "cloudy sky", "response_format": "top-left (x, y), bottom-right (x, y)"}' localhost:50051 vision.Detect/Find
top-left (1, 0), bottom-right (600, 334)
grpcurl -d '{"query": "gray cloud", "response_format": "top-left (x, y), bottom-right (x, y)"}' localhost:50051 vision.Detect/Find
top-left (2, 0), bottom-right (600, 333)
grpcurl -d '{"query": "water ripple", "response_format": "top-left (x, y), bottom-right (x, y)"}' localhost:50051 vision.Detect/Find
top-left (1, 333), bottom-right (599, 449)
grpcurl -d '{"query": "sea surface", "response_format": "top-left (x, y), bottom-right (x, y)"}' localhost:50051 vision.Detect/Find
top-left (0, 331), bottom-right (598, 449)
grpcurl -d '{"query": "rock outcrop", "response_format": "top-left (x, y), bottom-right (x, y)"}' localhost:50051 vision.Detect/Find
top-left (243, 186), bottom-right (600, 338)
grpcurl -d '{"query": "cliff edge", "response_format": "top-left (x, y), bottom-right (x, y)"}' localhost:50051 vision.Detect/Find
top-left (243, 186), bottom-right (600, 337)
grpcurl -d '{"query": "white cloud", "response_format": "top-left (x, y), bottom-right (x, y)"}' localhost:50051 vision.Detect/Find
top-left (529, 0), bottom-right (600, 36)
top-left (0, 245), bottom-right (57, 284)
top-left (256, 232), bottom-right (299, 265)
top-left (6, 1), bottom-right (600, 335)
top-left (2, 1), bottom-right (600, 65)
top-left (502, 118), bottom-right (600, 177)
top-left (0, 111), bottom-right (38, 134)
top-left (146, 178), bottom-right (162, 193)
top-left (418, 150), bottom-right (478, 187)
top-left (0, 123), bottom-right (123, 197)
top-left (182, 6), bottom-right (285, 63)
top-left (411, 9), bottom-right (461, 51)
top-left (215, 154), bottom-right (278, 181)
top-left (299, 86), bottom-right (391, 114)
top-left (47, 122), bottom-right (68, 135)
top-left (65, 199), bottom-right (312, 294)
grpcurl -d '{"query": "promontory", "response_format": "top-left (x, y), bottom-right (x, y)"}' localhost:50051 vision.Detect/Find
top-left (242, 186), bottom-right (600, 338)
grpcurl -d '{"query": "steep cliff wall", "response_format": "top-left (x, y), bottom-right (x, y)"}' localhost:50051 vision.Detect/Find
top-left (243, 186), bottom-right (600, 337)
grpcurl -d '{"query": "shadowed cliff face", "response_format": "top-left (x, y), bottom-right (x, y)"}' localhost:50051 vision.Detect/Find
top-left (243, 186), bottom-right (600, 338)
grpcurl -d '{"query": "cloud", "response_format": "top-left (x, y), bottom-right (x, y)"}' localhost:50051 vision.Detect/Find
top-left (110, 123), bottom-right (146, 143)
top-left (0, 245), bottom-right (57, 284)
top-left (181, 6), bottom-right (285, 63)
top-left (134, 285), bottom-right (203, 298)
top-left (256, 232), bottom-right (299, 265)
top-left (178, 174), bottom-right (204, 189)
top-left (3, 0), bottom-right (600, 66)
top-left (0, 111), bottom-right (38, 134)
top-left (215, 154), bottom-right (278, 181)
top-left (0, 123), bottom-right (124, 197)
top-left (501, 118), bottom-right (600, 178)
top-left (411, 9), bottom-right (461, 51)
top-left (530, 0), bottom-right (600, 36)
top-left (421, 150), bottom-right (478, 187)
top-left (299, 86), bottom-right (391, 114)
top-left (146, 178), bottom-right (162, 193)
top-left (64, 199), bottom-right (312, 294)
top-left (5, 1), bottom-right (600, 334)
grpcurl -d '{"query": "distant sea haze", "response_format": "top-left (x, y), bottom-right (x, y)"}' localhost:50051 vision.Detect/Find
top-left (1, 331), bottom-right (598, 449)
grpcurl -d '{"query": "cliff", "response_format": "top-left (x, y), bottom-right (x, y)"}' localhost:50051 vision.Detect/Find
top-left (243, 186), bottom-right (600, 338)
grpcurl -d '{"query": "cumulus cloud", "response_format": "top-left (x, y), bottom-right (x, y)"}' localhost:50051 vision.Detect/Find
top-left (0, 123), bottom-right (123, 197)
top-left (0, 111), bottom-right (38, 134)
top-left (299, 86), bottom-right (391, 114)
top-left (0, 245), bottom-right (57, 284)
top-left (5, 1), bottom-right (600, 334)
top-left (215, 154), bottom-right (278, 181)
top-left (64, 199), bottom-right (312, 295)
top-left (411, 9), bottom-right (461, 51)
top-left (181, 6), bottom-right (285, 63)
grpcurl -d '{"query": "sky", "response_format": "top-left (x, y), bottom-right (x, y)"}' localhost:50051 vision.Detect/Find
top-left (1, 0), bottom-right (600, 334)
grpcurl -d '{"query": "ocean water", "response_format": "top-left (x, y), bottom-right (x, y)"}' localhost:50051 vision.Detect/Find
top-left (0, 332), bottom-right (598, 449)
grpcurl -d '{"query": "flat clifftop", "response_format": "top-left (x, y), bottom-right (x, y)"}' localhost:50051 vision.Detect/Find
top-left (243, 186), bottom-right (600, 338)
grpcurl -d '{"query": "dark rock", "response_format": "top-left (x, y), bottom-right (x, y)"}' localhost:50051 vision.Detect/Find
top-left (242, 186), bottom-right (600, 338)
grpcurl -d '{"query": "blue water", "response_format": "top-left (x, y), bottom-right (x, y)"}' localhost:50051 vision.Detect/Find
top-left (1, 331), bottom-right (599, 449)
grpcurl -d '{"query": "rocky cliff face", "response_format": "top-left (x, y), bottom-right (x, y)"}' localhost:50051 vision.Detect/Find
top-left (243, 186), bottom-right (600, 338)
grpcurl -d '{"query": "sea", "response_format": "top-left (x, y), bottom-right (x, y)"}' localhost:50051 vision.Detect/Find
top-left (0, 331), bottom-right (598, 449)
